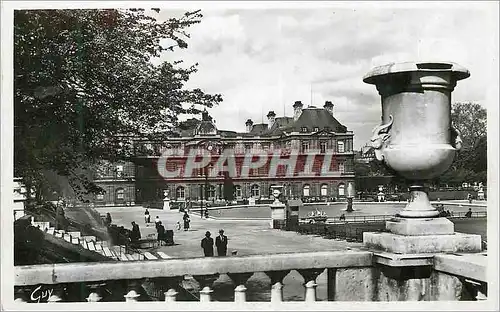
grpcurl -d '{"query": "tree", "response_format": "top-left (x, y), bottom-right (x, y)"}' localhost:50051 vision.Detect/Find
top-left (451, 102), bottom-right (486, 150)
top-left (14, 9), bottom-right (223, 202)
top-left (438, 102), bottom-right (487, 186)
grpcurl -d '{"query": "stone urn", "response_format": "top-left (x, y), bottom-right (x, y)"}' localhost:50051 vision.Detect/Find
top-left (364, 62), bottom-right (469, 218)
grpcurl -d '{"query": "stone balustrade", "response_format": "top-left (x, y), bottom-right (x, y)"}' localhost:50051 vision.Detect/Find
top-left (13, 250), bottom-right (487, 303)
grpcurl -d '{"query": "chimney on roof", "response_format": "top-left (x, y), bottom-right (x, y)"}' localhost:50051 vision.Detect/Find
top-left (324, 101), bottom-right (334, 115)
top-left (245, 119), bottom-right (253, 133)
top-left (201, 109), bottom-right (211, 121)
top-left (267, 111), bottom-right (276, 127)
top-left (293, 101), bottom-right (303, 121)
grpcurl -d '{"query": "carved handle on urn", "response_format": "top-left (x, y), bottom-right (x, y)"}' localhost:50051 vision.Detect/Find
top-left (450, 126), bottom-right (463, 151)
top-left (370, 115), bottom-right (394, 161)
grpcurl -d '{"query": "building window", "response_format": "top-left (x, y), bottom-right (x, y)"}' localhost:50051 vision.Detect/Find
top-left (301, 141), bottom-right (310, 153)
top-left (301, 127), bottom-right (308, 133)
top-left (251, 184), bottom-right (260, 197)
top-left (338, 183), bottom-right (345, 196)
top-left (116, 165), bottom-right (124, 177)
top-left (234, 185), bottom-right (242, 198)
top-left (207, 185), bottom-right (216, 199)
top-left (176, 186), bottom-right (185, 200)
top-left (313, 127), bottom-right (319, 132)
top-left (337, 141), bottom-right (345, 153)
top-left (321, 184), bottom-right (328, 196)
top-left (115, 188), bottom-right (125, 200)
top-left (96, 193), bottom-right (104, 200)
top-left (320, 141), bottom-right (327, 153)
top-left (339, 162), bottom-right (345, 173)
top-left (303, 185), bottom-right (310, 197)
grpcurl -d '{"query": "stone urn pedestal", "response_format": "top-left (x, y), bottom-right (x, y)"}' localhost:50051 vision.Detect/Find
top-left (270, 202), bottom-right (286, 230)
top-left (270, 187), bottom-right (286, 229)
top-left (362, 61), bottom-right (482, 254)
top-left (163, 197), bottom-right (170, 210)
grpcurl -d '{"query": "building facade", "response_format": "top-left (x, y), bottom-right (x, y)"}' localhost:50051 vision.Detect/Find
top-left (92, 101), bottom-right (355, 206)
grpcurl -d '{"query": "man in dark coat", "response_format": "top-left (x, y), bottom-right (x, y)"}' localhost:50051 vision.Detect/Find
top-left (215, 229), bottom-right (228, 256)
top-left (156, 221), bottom-right (166, 246)
top-left (130, 221), bottom-right (141, 242)
top-left (201, 231), bottom-right (214, 257)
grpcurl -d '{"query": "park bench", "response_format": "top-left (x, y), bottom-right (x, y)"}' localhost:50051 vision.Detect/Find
top-left (156, 251), bottom-right (172, 259)
top-left (143, 252), bottom-right (158, 260)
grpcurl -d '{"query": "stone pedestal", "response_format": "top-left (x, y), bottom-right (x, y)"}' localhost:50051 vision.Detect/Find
top-left (163, 198), bottom-right (170, 210)
top-left (386, 217), bottom-right (454, 236)
top-left (364, 216), bottom-right (482, 254)
top-left (270, 202), bottom-right (286, 229)
top-left (364, 231), bottom-right (482, 254)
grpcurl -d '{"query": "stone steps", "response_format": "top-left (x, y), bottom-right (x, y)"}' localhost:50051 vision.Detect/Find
top-left (30, 216), bottom-right (174, 263)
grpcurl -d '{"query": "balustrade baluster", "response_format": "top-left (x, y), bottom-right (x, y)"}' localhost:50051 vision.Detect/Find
top-left (298, 269), bottom-right (324, 302)
top-left (193, 274), bottom-right (219, 302)
top-left (124, 290), bottom-right (140, 302)
top-left (47, 286), bottom-right (66, 303)
top-left (86, 282), bottom-right (106, 302)
top-left (153, 277), bottom-right (182, 302)
top-left (265, 270), bottom-right (290, 302)
top-left (228, 273), bottom-right (253, 302)
top-left (124, 280), bottom-right (142, 302)
top-left (164, 289), bottom-right (178, 302)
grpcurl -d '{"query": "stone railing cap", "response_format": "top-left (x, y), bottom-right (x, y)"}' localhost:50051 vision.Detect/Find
top-left (363, 61), bottom-right (470, 84)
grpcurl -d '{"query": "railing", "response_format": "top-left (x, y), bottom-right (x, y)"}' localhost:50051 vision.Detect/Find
top-left (13, 250), bottom-right (488, 303)
top-left (14, 251), bottom-right (371, 303)
top-left (300, 211), bottom-right (487, 225)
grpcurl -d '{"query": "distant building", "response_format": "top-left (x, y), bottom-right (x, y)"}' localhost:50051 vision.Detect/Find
top-left (355, 144), bottom-right (376, 164)
top-left (92, 101), bottom-right (356, 206)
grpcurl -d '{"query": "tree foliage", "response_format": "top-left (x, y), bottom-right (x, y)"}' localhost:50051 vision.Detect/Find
top-left (14, 9), bottom-right (222, 200)
top-left (439, 102), bottom-right (487, 185)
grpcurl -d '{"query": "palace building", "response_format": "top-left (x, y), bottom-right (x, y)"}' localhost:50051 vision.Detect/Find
top-left (91, 100), bottom-right (355, 206)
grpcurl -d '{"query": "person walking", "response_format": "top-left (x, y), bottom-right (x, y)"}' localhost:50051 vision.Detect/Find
top-left (215, 229), bottom-right (228, 256)
top-left (183, 211), bottom-right (190, 231)
top-left (144, 209), bottom-right (151, 224)
top-left (176, 221), bottom-right (181, 231)
top-left (201, 231), bottom-right (214, 257)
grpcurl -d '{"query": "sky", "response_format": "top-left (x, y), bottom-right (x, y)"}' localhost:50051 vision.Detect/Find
top-left (152, 3), bottom-right (498, 150)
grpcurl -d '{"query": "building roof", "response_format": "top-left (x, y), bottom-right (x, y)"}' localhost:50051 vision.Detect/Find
top-left (281, 107), bottom-right (347, 133)
top-left (249, 123), bottom-right (268, 135)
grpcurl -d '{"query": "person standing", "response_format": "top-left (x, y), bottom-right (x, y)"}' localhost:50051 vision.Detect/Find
top-left (201, 231), bottom-right (214, 257)
top-left (105, 212), bottom-right (112, 226)
top-left (130, 221), bottom-right (141, 242)
top-left (144, 209), bottom-right (151, 224)
top-left (55, 199), bottom-right (67, 231)
top-left (215, 229), bottom-right (228, 256)
top-left (154, 216), bottom-right (161, 229)
top-left (183, 211), bottom-right (190, 231)
top-left (156, 221), bottom-right (166, 246)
